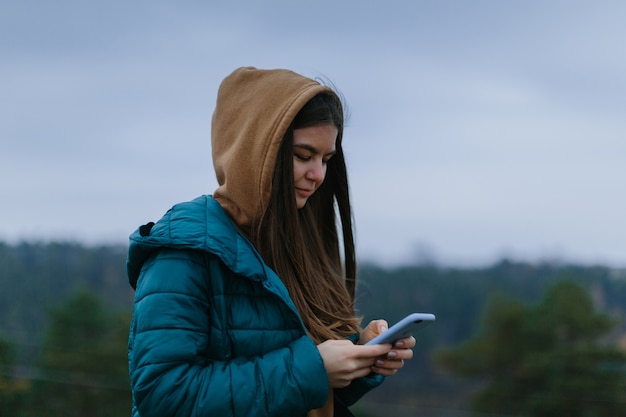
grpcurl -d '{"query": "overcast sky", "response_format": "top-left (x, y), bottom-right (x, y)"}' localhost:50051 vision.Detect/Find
top-left (1, 0), bottom-right (625, 267)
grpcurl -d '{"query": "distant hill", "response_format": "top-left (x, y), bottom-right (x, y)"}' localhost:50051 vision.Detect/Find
top-left (0, 241), bottom-right (132, 355)
top-left (2, 241), bottom-right (625, 416)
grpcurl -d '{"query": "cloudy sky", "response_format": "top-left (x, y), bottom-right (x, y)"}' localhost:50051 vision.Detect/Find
top-left (1, 1), bottom-right (625, 267)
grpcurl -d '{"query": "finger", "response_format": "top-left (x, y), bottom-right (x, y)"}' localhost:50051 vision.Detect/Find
top-left (370, 364), bottom-right (400, 376)
top-left (360, 319), bottom-right (389, 344)
top-left (393, 336), bottom-right (416, 349)
top-left (373, 319), bottom-right (389, 334)
top-left (374, 358), bottom-right (405, 370)
top-left (388, 348), bottom-right (414, 361)
top-left (355, 344), bottom-right (392, 358)
top-left (352, 364), bottom-right (378, 379)
top-left (367, 319), bottom-right (387, 329)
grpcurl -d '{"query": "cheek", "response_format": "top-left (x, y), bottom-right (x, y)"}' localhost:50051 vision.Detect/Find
top-left (317, 162), bottom-right (330, 183)
top-left (292, 160), bottom-right (305, 181)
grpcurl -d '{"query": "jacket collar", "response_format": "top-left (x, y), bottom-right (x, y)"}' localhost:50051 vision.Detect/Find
top-left (127, 195), bottom-right (267, 289)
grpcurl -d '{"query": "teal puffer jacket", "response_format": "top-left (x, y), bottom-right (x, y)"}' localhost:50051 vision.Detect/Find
top-left (127, 195), bottom-right (384, 417)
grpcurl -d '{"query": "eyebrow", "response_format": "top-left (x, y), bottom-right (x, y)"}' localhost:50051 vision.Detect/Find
top-left (293, 144), bottom-right (337, 157)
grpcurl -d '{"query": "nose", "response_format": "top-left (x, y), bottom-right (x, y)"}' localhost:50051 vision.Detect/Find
top-left (306, 161), bottom-right (326, 183)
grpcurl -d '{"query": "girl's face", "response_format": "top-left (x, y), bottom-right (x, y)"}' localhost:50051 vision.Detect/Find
top-left (292, 124), bottom-right (338, 209)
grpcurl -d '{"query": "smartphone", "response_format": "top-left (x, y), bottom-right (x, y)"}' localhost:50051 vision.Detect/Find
top-left (365, 312), bottom-right (435, 345)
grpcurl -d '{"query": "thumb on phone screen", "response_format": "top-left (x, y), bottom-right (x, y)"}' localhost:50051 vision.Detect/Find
top-left (360, 319), bottom-right (389, 345)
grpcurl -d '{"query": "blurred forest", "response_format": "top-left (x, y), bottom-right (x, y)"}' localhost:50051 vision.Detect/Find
top-left (1, 241), bottom-right (626, 416)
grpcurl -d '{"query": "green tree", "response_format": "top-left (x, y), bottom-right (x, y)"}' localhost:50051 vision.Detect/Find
top-left (25, 291), bottom-right (131, 417)
top-left (0, 334), bottom-right (30, 416)
top-left (437, 281), bottom-right (626, 416)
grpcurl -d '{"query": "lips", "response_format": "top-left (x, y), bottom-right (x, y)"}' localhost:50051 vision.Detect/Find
top-left (296, 188), bottom-right (314, 197)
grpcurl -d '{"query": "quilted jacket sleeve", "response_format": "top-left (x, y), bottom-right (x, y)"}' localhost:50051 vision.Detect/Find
top-left (128, 249), bottom-right (329, 417)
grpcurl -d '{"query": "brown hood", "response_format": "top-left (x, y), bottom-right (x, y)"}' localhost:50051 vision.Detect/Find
top-left (212, 66), bottom-right (333, 229)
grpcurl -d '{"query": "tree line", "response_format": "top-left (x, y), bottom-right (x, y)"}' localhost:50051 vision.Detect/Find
top-left (1, 241), bottom-right (626, 416)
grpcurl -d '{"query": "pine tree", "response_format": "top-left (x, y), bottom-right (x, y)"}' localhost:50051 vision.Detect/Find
top-left (25, 291), bottom-right (131, 417)
top-left (437, 281), bottom-right (626, 416)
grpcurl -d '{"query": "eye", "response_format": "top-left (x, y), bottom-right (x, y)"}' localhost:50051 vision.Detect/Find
top-left (322, 155), bottom-right (334, 165)
top-left (294, 152), bottom-right (311, 162)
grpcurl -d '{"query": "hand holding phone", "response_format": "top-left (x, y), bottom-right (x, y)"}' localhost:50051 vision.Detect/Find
top-left (364, 312), bottom-right (435, 346)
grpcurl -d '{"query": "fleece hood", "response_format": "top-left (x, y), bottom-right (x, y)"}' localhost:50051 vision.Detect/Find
top-left (211, 66), bottom-right (334, 229)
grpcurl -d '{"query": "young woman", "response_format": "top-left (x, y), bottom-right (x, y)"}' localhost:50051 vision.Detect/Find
top-left (127, 66), bottom-right (415, 417)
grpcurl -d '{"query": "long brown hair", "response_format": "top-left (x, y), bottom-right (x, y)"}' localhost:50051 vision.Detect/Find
top-left (251, 92), bottom-right (361, 343)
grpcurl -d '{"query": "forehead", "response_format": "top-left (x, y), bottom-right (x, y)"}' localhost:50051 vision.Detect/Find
top-left (293, 125), bottom-right (337, 151)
